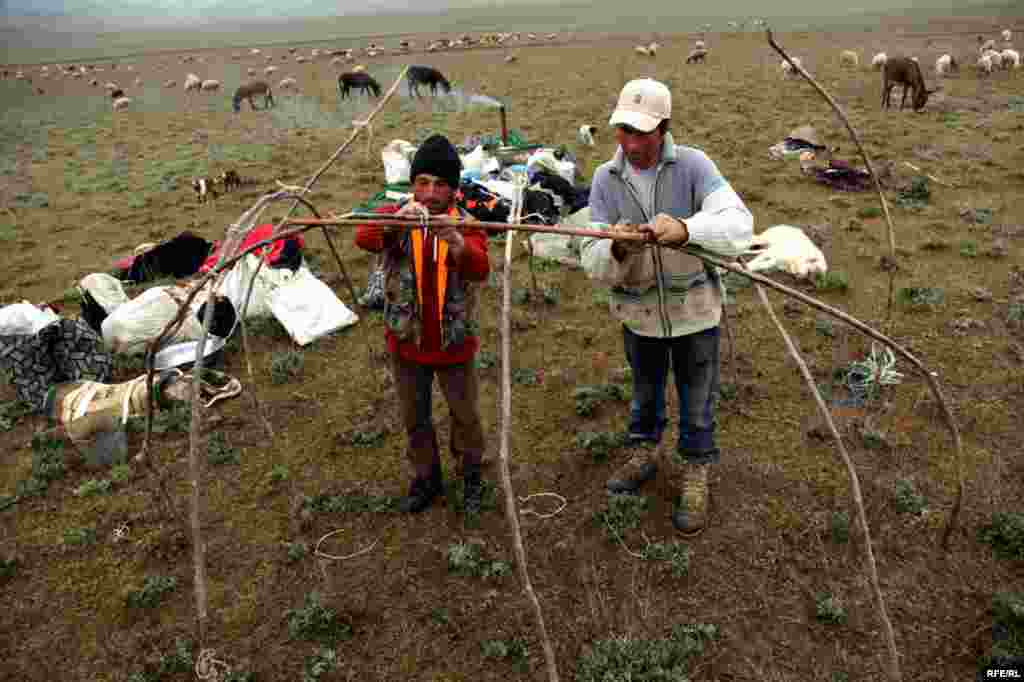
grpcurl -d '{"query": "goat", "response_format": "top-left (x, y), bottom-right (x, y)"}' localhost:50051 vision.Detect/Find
top-left (337, 71), bottom-right (381, 99)
top-left (872, 52), bottom-right (887, 70)
top-left (839, 50), bottom-right (859, 68)
top-left (163, 79), bottom-right (176, 88)
top-left (634, 45), bottom-right (651, 56)
top-left (977, 53), bottom-right (995, 75)
top-left (983, 49), bottom-right (1004, 69)
top-left (695, 39), bottom-right (706, 50)
top-left (577, 124), bottom-right (597, 146)
top-left (278, 77), bottom-right (298, 91)
top-left (504, 54), bottom-right (518, 63)
top-left (112, 96), bottom-right (132, 111)
top-left (232, 80), bottom-right (274, 112)
top-left (192, 176), bottom-right (219, 203)
top-left (264, 65), bottom-right (278, 76)
top-left (1003, 29), bottom-right (1012, 43)
top-left (935, 54), bottom-right (958, 76)
top-left (110, 88), bottom-right (125, 100)
top-left (407, 65), bottom-right (451, 97)
top-left (184, 73), bottom-right (202, 93)
top-left (219, 169), bottom-right (243, 192)
top-left (1002, 48), bottom-right (1020, 68)
top-left (881, 56), bottom-right (938, 111)
top-left (200, 79), bottom-right (221, 93)
top-left (978, 36), bottom-right (997, 53)
top-left (686, 48), bottom-right (708, 64)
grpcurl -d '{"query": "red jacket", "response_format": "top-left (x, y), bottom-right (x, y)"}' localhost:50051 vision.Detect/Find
top-left (355, 204), bottom-right (490, 365)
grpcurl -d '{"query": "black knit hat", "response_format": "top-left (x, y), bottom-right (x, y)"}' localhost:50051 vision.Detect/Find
top-left (410, 134), bottom-right (462, 189)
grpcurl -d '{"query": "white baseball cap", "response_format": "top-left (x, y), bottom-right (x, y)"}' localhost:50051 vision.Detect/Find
top-left (609, 78), bottom-right (671, 133)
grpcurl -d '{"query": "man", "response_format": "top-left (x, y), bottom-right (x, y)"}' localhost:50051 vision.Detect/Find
top-left (355, 134), bottom-right (491, 515)
top-left (580, 78), bottom-right (753, 535)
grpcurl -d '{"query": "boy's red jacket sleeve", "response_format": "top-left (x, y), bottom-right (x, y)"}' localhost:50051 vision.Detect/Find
top-left (354, 204), bottom-right (401, 252)
top-left (453, 226), bottom-right (490, 281)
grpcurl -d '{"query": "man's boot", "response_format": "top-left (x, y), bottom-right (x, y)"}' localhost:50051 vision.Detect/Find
top-left (463, 462), bottom-right (483, 514)
top-left (399, 429), bottom-right (444, 513)
top-left (672, 460), bottom-right (709, 535)
top-left (606, 442), bottom-right (658, 494)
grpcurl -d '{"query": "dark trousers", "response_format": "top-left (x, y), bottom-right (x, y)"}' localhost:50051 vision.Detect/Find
top-left (622, 324), bottom-right (721, 465)
top-left (391, 354), bottom-right (486, 480)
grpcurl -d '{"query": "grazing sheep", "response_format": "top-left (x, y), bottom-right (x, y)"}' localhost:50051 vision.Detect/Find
top-left (330, 56), bottom-right (344, 67)
top-left (219, 169), bottom-right (243, 191)
top-left (504, 54), bottom-right (517, 63)
top-left (780, 57), bottom-right (803, 78)
top-left (112, 96), bottom-right (132, 111)
top-left (104, 81), bottom-right (119, 91)
top-left (695, 39), bottom-right (706, 50)
top-left (1002, 29), bottom-right (1012, 42)
top-left (839, 50), bottom-right (859, 67)
top-left (648, 41), bottom-right (660, 54)
top-left (872, 52), bottom-right (887, 70)
top-left (163, 80), bottom-right (176, 88)
top-left (1001, 48), bottom-right (1020, 68)
top-left (296, 56), bottom-right (308, 64)
top-left (977, 53), bottom-right (994, 75)
top-left (686, 48), bottom-right (708, 64)
top-left (110, 88), bottom-right (125, 99)
top-left (264, 65), bottom-right (278, 76)
top-left (635, 45), bottom-right (652, 56)
top-left (577, 124), bottom-right (597, 146)
top-left (278, 77), bottom-right (298, 91)
top-left (89, 78), bottom-right (99, 86)
top-left (882, 56), bottom-right (938, 110)
top-left (200, 79), bottom-right (221, 93)
top-left (192, 176), bottom-right (218, 203)
top-left (184, 73), bottom-right (202, 93)
top-left (935, 54), bottom-right (958, 76)
top-left (232, 80), bottom-right (274, 112)
top-left (288, 47), bottom-right (298, 54)
top-left (984, 49), bottom-right (1004, 69)
top-left (978, 36), bottom-right (996, 53)
top-left (250, 48), bottom-right (261, 55)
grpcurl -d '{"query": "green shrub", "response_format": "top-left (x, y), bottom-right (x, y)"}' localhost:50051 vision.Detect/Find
top-left (959, 240), bottom-right (978, 258)
top-left (63, 527), bottom-right (97, 546)
top-left (270, 350), bottom-right (303, 384)
top-left (893, 479), bottom-right (926, 515)
top-left (575, 431), bottom-right (629, 461)
top-left (830, 511), bottom-right (850, 543)
top-left (157, 639), bottom-right (193, 675)
top-left (576, 623), bottom-right (717, 681)
top-left (573, 383), bottom-right (628, 416)
top-left (74, 478), bottom-right (112, 497)
top-left (813, 271), bottom-right (849, 293)
top-left (857, 206), bottom-right (882, 219)
top-left (0, 556), bottom-right (17, 581)
top-left (287, 591), bottom-right (352, 644)
top-left (125, 575), bottom-right (178, 608)
top-left (595, 494), bottom-right (648, 542)
top-left (481, 637), bottom-right (529, 672)
top-left (992, 592), bottom-right (1024, 658)
top-left (896, 286), bottom-right (944, 310)
top-left (895, 176), bottom-right (930, 210)
top-left (641, 541), bottom-right (691, 577)
top-left (474, 350), bottom-right (497, 369)
top-left (979, 512), bottom-right (1024, 561)
top-left (0, 400), bottom-right (31, 431)
top-left (110, 464), bottom-right (132, 483)
top-left (285, 541), bottom-right (309, 564)
top-left (268, 464), bottom-right (290, 483)
top-left (207, 432), bottom-right (240, 466)
top-left (446, 541), bottom-right (509, 578)
top-left (303, 648), bottom-right (338, 682)
top-left (815, 593), bottom-right (847, 624)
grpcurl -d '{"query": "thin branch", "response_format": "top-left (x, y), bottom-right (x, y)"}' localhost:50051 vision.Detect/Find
top-left (499, 199), bottom-right (561, 682)
top-left (750, 273), bottom-right (901, 682)
top-left (765, 28), bottom-right (899, 320)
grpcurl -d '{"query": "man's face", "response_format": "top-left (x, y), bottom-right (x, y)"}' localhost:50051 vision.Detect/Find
top-left (614, 124), bottom-right (664, 170)
top-left (412, 173), bottom-right (455, 214)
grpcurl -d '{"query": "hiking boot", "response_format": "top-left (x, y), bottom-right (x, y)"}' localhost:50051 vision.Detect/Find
top-left (463, 463), bottom-right (483, 515)
top-left (606, 443), bottom-right (658, 494)
top-left (672, 462), bottom-right (709, 535)
top-left (399, 459), bottom-right (444, 513)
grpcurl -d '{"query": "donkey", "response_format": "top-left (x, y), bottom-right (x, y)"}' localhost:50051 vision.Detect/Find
top-left (337, 71), bottom-right (381, 99)
top-left (407, 65), bottom-right (452, 98)
top-left (881, 57), bottom-right (939, 111)
top-left (232, 80), bottom-right (275, 112)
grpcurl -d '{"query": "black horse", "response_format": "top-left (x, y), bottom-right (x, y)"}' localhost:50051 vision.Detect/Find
top-left (337, 72), bottom-right (381, 99)
top-left (407, 65), bottom-right (452, 98)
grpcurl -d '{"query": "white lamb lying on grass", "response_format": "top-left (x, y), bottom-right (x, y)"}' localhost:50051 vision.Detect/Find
top-left (743, 225), bottom-right (827, 279)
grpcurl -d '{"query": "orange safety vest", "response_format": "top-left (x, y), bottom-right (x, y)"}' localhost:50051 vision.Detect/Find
top-left (409, 205), bottom-right (461, 315)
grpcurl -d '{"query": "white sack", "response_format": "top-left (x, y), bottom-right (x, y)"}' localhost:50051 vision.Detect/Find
top-left (216, 253), bottom-right (302, 319)
top-left (101, 285), bottom-right (211, 355)
top-left (79, 273), bottom-right (129, 314)
top-left (267, 270), bottom-right (359, 346)
top-left (0, 302), bottom-right (60, 336)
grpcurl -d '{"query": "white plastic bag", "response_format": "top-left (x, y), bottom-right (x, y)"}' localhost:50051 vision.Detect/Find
top-left (101, 285), bottom-right (210, 355)
top-left (0, 302), bottom-right (60, 336)
top-left (79, 273), bottom-right (128, 314)
top-left (381, 139), bottom-right (416, 184)
top-left (267, 270), bottom-right (359, 346)
top-left (216, 254), bottom-right (300, 319)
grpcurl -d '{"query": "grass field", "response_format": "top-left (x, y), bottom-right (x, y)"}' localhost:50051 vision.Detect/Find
top-left (2, 7), bottom-right (1024, 682)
